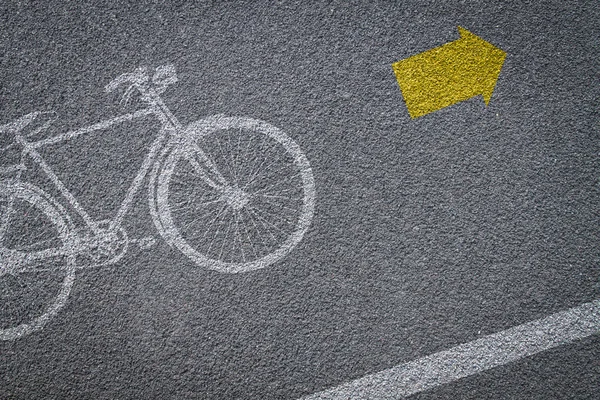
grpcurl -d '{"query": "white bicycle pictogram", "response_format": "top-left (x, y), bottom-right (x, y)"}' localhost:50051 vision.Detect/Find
top-left (0, 65), bottom-right (316, 340)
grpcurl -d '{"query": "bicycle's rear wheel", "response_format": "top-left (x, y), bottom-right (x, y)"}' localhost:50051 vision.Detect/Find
top-left (0, 181), bottom-right (75, 340)
top-left (156, 116), bottom-right (315, 273)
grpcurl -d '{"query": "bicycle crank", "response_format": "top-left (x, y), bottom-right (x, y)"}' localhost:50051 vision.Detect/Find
top-left (72, 221), bottom-right (129, 268)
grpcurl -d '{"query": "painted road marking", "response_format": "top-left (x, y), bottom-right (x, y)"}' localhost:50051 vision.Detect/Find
top-left (302, 299), bottom-right (600, 399)
top-left (1, 66), bottom-right (316, 340)
top-left (392, 27), bottom-right (506, 118)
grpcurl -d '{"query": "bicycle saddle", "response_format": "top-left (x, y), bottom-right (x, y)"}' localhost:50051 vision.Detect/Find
top-left (105, 66), bottom-right (149, 93)
top-left (106, 65), bottom-right (177, 93)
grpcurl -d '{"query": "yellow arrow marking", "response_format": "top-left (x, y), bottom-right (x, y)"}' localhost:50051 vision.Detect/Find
top-left (392, 27), bottom-right (506, 118)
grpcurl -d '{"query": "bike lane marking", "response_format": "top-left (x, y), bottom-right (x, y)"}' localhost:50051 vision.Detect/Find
top-left (392, 26), bottom-right (506, 118)
top-left (302, 299), bottom-right (600, 399)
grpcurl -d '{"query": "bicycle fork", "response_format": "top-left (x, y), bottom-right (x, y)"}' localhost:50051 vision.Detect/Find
top-left (145, 86), bottom-right (231, 193)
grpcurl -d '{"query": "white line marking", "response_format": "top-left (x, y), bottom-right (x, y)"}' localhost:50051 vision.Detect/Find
top-left (2, 66), bottom-right (316, 339)
top-left (302, 299), bottom-right (600, 399)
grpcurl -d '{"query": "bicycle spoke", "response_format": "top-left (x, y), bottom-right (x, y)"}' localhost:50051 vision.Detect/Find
top-left (252, 186), bottom-right (300, 197)
top-left (170, 197), bottom-right (222, 215)
top-left (168, 176), bottom-right (223, 227)
top-left (248, 204), bottom-right (293, 230)
top-left (198, 203), bottom-right (229, 242)
top-left (233, 210), bottom-right (246, 263)
top-left (247, 207), bottom-right (281, 242)
top-left (233, 128), bottom-right (244, 185)
top-left (240, 127), bottom-right (254, 170)
top-left (215, 133), bottom-right (238, 185)
top-left (258, 193), bottom-right (303, 201)
top-left (190, 203), bottom-right (229, 229)
top-left (173, 200), bottom-right (207, 233)
top-left (227, 128), bottom-right (241, 185)
top-left (243, 132), bottom-right (267, 189)
top-left (244, 208), bottom-right (271, 251)
top-left (247, 149), bottom-right (290, 187)
top-left (174, 210), bottom-right (214, 240)
top-left (257, 196), bottom-right (302, 216)
top-left (170, 171), bottom-right (210, 190)
top-left (206, 206), bottom-right (231, 256)
top-left (242, 144), bottom-right (286, 191)
top-left (218, 212), bottom-right (234, 262)
top-left (176, 201), bottom-right (222, 243)
top-left (239, 209), bottom-right (258, 260)
top-left (172, 180), bottom-right (219, 203)
top-left (250, 172), bottom-right (301, 196)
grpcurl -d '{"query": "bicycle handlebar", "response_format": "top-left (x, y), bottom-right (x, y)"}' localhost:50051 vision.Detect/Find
top-left (105, 66), bottom-right (149, 93)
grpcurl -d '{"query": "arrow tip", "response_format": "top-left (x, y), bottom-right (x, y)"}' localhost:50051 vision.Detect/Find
top-left (457, 26), bottom-right (507, 106)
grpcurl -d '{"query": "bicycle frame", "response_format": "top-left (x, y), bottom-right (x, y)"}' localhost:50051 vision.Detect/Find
top-left (1, 65), bottom-right (316, 341)
top-left (10, 85), bottom-right (225, 240)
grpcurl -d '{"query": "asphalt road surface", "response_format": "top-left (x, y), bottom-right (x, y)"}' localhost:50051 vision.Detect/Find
top-left (1, 1), bottom-right (599, 399)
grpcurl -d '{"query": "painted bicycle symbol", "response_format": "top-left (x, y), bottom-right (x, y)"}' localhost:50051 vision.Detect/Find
top-left (0, 65), bottom-right (316, 340)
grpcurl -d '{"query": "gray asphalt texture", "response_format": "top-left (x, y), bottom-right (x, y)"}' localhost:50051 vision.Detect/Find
top-left (1, 1), bottom-right (599, 399)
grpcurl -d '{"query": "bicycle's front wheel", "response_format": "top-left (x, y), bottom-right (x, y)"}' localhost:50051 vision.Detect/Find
top-left (0, 181), bottom-right (75, 340)
top-left (156, 116), bottom-right (315, 273)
